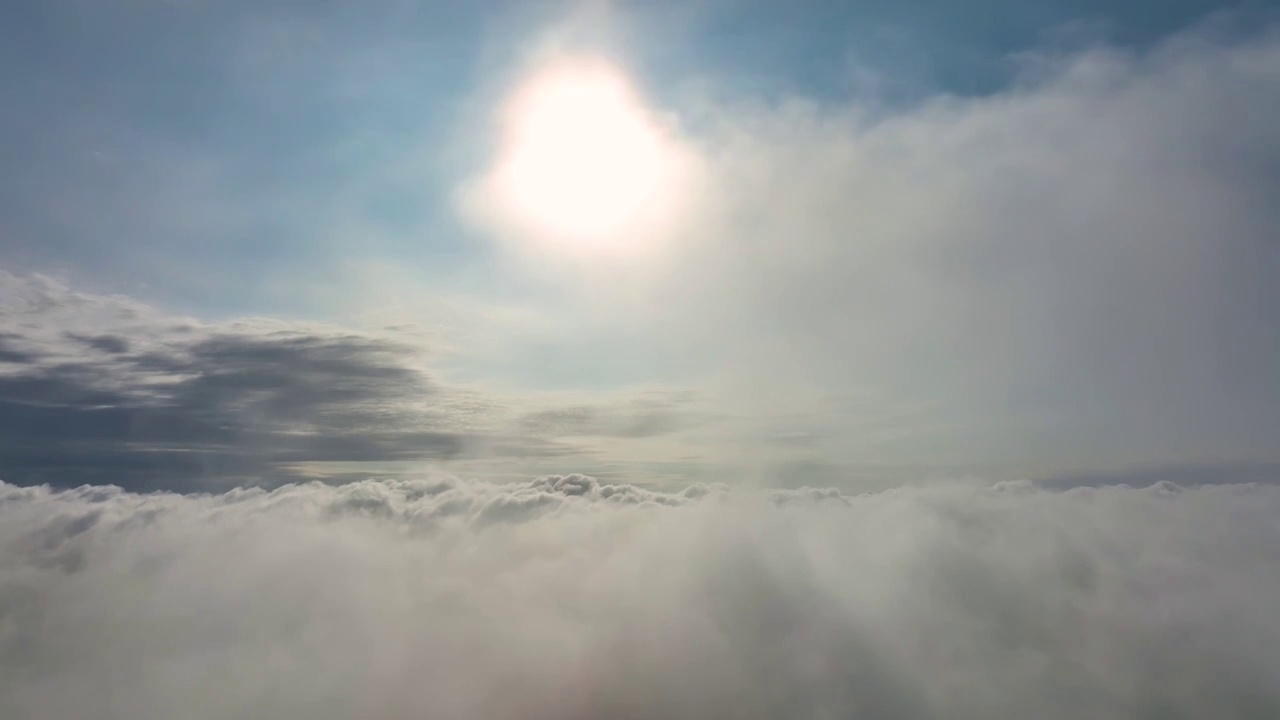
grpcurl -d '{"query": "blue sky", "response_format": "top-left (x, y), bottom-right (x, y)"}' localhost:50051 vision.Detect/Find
top-left (2, 0), bottom-right (1278, 491)
top-left (5, 0), bottom-right (1265, 310)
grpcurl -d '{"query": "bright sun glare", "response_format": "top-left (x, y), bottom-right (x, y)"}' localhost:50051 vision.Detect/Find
top-left (491, 57), bottom-right (677, 245)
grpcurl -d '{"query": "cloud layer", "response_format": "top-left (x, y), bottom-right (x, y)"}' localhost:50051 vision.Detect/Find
top-left (0, 272), bottom-right (474, 489)
top-left (2, 475), bottom-right (1278, 719)
top-left (0, 271), bottom-right (705, 490)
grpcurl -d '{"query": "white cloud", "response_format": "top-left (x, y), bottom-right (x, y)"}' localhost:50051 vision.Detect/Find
top-left (2, 475), bottom-right (1278, 719)
top-left (462, 23), bottom-right (1280, 474)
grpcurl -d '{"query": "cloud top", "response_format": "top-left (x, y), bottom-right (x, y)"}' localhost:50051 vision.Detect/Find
top-left (2, 475), bottom-right (1278, 719)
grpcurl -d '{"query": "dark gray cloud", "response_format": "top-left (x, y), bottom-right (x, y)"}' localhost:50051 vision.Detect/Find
top-left (0, 273), bottom-right (515, 490)
top-left (0, 337), bottom-right (466, 490)
top-left (514, 392), bottom-right (695, 439)
top-left (1037, 462), bottom-right (1280, 490)
top-left (65, 333), bottom-right (131, 355)
top-left (0, 271), bottom-right (714, 491)
top-left (0, 335), bottom-right (36, 364)
top-left (1, 476), bottom-right (1277, 719)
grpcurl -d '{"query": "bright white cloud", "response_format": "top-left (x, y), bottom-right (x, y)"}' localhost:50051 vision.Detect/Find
top-left (2, 475), bottom-right (1278, 718)
top-left (459, 25), bottom-right (1280, 474)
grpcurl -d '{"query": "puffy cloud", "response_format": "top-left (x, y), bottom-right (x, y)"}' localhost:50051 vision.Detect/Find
top-left (1, 475), bottom-right (1278, 719)
top-left (740, 27), bottom-right (1280, 472)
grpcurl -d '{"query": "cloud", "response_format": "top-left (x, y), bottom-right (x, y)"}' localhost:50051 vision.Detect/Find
top-left (461, 22), bottom-right (1280, 475)
top-left (0, 271), bottom-right (476, 490)
top-left (513, 390), bottom-right (696, 439)
top-left (684, 25), bottom-right (1280, 469)
top-left (0, 271), bottom-right (715, 490)
top-left (1, 475), bottom-right (1278, 719)
top-left (66, 334), bottom-right (131, 355)
top-left (1037, 461), bottom-right (1280, 490)
top-left (0, 272), bottom-right (506, 486)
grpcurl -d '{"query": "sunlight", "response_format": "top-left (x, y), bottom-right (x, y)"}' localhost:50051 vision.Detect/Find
top-left (490, 57), bottom-right (679, 246)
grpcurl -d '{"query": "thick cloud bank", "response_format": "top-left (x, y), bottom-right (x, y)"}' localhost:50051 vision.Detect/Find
top-left (2, 475), bottom-right (1278, 719)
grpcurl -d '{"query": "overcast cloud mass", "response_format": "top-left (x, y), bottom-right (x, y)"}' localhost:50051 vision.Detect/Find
top-left (2, 1), bottom-right (1280, 717)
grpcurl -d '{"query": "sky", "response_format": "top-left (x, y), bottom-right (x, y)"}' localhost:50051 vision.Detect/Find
top-left (2, 0), bottom-right (1280, 494)
top-left (4, 2), bottom-right (1280, 717)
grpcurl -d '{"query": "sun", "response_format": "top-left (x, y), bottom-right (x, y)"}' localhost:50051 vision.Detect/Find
top-left (487, 57), bottom-right (681, 246)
